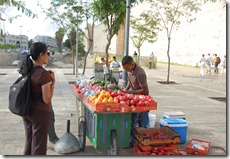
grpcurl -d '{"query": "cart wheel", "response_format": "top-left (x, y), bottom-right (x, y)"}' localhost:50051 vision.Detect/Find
top-left (108, 131), bottom-right (118, 155)
top-left (78, 120), bottom-right (86, 151)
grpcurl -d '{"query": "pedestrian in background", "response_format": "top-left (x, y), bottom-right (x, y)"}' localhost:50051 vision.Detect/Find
top-left (199, 54), bottom-right (206, 76)
top-left (121, 56), bottom-right (150, 147)
top-left (101, 57), bottom-right (106, 63)
top-left (148, 52), bottom-right (154, 69)
top-left (206, 53), bottom-right (213, 74)
top-left (220, 55), bottom-right (226, 75)
top-left (110, 56), bottom-right (120, 70)
top-left (22, 42), bottom-right (55, 155)
top-left (213, 54), bottom-right (220, 74)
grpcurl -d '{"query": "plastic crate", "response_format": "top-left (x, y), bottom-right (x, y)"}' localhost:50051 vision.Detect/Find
top-left (136, 140), bottom-right (177, 152)
top-left (186, 139), bottom-right (211, 155)
top-left (134, 142), bottom-right (179, 156)
top-left (133, 126), bottom-right (180, 146)
top-left (133, 144), bottom-right (151, 156)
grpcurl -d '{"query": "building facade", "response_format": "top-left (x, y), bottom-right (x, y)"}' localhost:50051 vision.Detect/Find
top-left (3, 34), bottom-right (28, 51)
top-left (33, 35), bottom-right (57, 50)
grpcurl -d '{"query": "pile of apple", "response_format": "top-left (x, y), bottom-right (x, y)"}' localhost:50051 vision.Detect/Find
top-left (109, 90), bottom-right (154, 107)
top-left (75, 82), bottom-right (155, 107)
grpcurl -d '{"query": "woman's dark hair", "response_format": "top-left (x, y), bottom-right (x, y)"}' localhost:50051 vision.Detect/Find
top-left (30, 42), bottom-right (47, 60)
top-left (122, 56), bottom-right (133, 65)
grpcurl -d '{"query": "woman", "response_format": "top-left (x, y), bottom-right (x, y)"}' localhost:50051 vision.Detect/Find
top-left (22, 42), bottom-right (55, 155)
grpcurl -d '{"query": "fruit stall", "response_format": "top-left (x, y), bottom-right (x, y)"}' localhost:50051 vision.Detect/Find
top-left (73, 77), bottom-right (157, 155)
top-left (73, 77), bottom-right (211, 156)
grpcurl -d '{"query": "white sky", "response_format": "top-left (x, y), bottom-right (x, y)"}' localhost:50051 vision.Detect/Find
top-left (2, 0), bottom-right (58, 39)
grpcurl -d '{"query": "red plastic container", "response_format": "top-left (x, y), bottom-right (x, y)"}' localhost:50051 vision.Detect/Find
top-left (186, 139), bottom-right (211, 155)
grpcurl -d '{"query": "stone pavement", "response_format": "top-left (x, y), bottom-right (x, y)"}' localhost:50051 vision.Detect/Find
top-left (0, 63), bottom-right (227, 157)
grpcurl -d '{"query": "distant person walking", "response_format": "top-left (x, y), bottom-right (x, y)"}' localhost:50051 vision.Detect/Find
top-left (199, 54), bottom-right (206, 76)
top-left (148, 52), bottom-right (154, 69)
top-left (206, 53), bottom-right (213, 74)
top-left (213, 54), bottom-right (220, 74)
top-left (220, 55), bottom-right (226, 75)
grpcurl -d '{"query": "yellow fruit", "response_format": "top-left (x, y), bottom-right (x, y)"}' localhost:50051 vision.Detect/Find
top-left (95, 98), bottom-right (102, 104)
top-left (108, 97), bottom-right (114, 103)
top-left (100, 90), bottom-right (106, 95)
top-left (105, 92), bottom-right (111, 98)
top-left (102, 97), bottom-right (108, 103)
top-left (98, 94), bottom-right (105, 99)
top-left (113, 98), bottom-right (118, 103)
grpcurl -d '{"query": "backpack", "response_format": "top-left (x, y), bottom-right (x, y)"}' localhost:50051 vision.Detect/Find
top-left (9, 56), bottom-right (43, 116)
top-left (217, 57), bottom-right (221, 64)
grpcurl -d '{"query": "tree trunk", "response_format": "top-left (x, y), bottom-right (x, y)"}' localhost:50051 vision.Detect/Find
top-left (105, 39), bottom-right (111, 69)
top-left (137, 47), bottom-right (141, 65)
top-left (82, 54), bottom-right (87, 75)
top-left (82, 40), bottom-right (93, 75)
top-left (166, 37), bottom-right (171, 84)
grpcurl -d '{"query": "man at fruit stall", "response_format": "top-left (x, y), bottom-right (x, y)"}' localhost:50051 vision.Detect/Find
top-left (110, 56), bottom-right (120, 70)
top-left (121, 55), bottom-right (150, 147)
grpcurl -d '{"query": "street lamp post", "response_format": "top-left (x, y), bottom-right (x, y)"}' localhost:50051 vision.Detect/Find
top-left (20, 26), bottom-right (22, 52)
top-left (75, 24), bottom-right (78, 78)
top-left (122, 0), bottom-right (131, 87)
top-left (72, 6), bottom-right (81, 78)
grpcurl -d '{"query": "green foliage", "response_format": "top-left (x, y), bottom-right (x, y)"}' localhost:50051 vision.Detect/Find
top-left (0, 43), bottom-right (17, 49)
top-left (93, 0), bottom-right (126, 38)
top-left (0, 0), bottom-right (37, 22)
top-left (92, 0), bottom-right (127, 68)
top-left (130, 12), bottom-right (160, 50)
top-left (63, 39), bottom-right (71, 49)
top-left (55, 28), bottom-right (65, 53)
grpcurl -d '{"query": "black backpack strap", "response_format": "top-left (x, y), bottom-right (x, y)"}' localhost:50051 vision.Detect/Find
top-left (30, 65), bottom-right (44, 75)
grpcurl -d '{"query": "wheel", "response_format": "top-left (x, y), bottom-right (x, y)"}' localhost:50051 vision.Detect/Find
top-left (108, 131), bottom-right (118, 155)
top-left (78, 120), bottom-right (86, 151)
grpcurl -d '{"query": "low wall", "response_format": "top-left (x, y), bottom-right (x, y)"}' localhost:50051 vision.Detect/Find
top-left (0, 51), bottom-right (20, 66)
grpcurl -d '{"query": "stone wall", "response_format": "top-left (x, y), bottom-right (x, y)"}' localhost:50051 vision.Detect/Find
top-left (90, 1), bottom-right (226, 66)
top-left (0, 51), bottom-right (19, 66)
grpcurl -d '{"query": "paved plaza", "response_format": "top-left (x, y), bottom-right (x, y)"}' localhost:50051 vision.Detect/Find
top-left (0, 62), bottom-right (227, 157)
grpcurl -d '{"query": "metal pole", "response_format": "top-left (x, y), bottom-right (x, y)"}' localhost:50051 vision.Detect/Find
top-left (20, 26), bottom-right (22, 53)
top-left (75, 25), bottom-right (79, 78)
top-left (122, 0), bottom-right (131, 87)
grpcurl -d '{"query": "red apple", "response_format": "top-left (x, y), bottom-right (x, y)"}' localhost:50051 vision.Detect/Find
top-left (111, 91), bottom-right (118, 97)
top-left (138, 100), bottom-right (144, 106)
top-left (125, 100), bottom-right (130, 106)
top-left (120, 101), bottom-right (126, 106)
top-left (130, 100), bottom-right (136, 106)
top-left (144, 101), bottom-right (150, 106)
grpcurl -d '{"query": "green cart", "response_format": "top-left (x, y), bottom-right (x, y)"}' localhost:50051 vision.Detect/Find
top-left (75, 95), bottom-right (132, 155)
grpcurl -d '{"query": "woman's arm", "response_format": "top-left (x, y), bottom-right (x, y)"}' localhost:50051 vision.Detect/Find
top-left (41, 70), bottom-right (55, 104)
